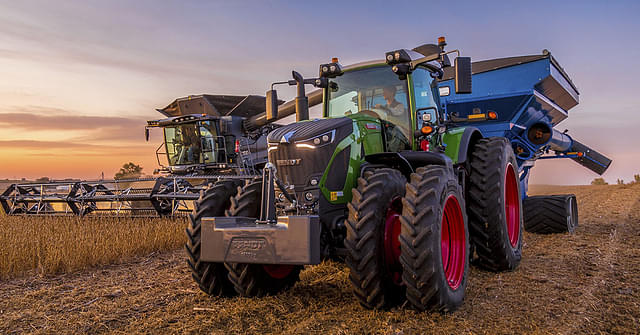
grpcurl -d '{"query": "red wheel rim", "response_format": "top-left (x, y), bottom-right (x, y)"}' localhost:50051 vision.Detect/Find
top-left (441, 195), bottom-right (465, 290)
top-left (262, 265), bottom-right (295, 279)
top-left (505, 163), bottom-right (520, 248)
top-left (383, 197), bottom-right (403, 285)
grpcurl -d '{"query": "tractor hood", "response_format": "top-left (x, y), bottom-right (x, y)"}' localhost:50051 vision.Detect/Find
top-left (267, 117), bottom-right (352, 145)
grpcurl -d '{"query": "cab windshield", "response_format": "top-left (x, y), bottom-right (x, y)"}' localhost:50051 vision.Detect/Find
top-left (326, 66), bottom-right (411, 139)
top-left (163, 121), bottom-right (221, 165)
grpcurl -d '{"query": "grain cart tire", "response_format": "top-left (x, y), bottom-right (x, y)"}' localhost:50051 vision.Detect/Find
top-left (224, 178), bottom-right (303, 297)
top-left (185, 179), bottom-right (242, 296)
top-left (345, 168), bottom-right (406, 309)
top-left (467, 137), bottom-right (523, 271)
top-left (400, 165), bottom-right (469, 312)
top-left (523, 194), bottom-right (578, 234)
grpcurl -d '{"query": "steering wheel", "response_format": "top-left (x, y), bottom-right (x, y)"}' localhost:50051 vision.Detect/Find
top-left (356, 109), bottom-right (382, 119)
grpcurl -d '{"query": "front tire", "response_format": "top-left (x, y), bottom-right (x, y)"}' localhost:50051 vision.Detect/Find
top-left (467, 137), bottom-right (523, 271)
top-left (224, 178), bottom-right (302, 297)
top-left (345, 168), bottom-right (406, 309)
top-left (185, 179), bottom-right (241, 296)
top-left (400, 165), bottom-right (469, 312)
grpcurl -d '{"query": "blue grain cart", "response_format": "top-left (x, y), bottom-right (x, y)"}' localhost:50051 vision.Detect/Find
top-left (438, 50), bottom-right (611, 233)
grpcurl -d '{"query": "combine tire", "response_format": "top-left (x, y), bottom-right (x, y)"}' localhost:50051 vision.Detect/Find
top-left (400, 165), bottom-right (469, 312)
top-left (524, 194), bottom-right (578, 234)
top-left (345, 168), bottom-right (406, 309)
top-left (224, 178), bottom-right (302, 297)
top-left (467, 137), bottom-right (523, 271)
top-left (185, 179), bottom-right (241, 296)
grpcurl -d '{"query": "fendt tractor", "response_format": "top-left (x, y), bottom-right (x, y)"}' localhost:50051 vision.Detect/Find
top-left (0, 94), bottom-right (320, 217)
top-left (186, 37), bottom-right (611, 311)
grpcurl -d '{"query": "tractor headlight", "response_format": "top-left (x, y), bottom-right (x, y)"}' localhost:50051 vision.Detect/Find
top-left (295, 130), bottom-right (336, 149)
top-left (319, 61), bottom-right (343, 78)
top-left (385, 49), bottom-right (411, 65)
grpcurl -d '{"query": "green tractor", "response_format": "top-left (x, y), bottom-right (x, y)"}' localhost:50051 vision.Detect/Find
top-left (186, 38), bottom-right (522, 311)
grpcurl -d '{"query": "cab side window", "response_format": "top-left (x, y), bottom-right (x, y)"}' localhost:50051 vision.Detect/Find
top-left (412, 68), bottom-right (439, 130)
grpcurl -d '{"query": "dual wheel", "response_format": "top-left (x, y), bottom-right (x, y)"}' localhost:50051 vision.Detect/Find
top-left (346, 137), bottom-right (523, 311)
top-left (185, 178), bottom-right (301, 298)
top-left (345, 166), bottom-right (468, 311)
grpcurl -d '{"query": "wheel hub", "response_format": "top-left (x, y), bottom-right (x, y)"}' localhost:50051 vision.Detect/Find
top-left (505, 163), bottom-right (520, 247)
top-left (383, 197), bottom-right (403, 285)
top-left (441, 195), bottom-right (465, 290)
top-left (262, 265), bottom-right (295, 279)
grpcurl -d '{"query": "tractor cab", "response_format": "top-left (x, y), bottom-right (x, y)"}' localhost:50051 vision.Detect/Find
top-left (324, 62), bottom-right (445, 152)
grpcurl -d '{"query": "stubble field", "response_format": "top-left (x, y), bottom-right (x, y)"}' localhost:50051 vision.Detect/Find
top-left (0, 184), bottom-right (639, 334)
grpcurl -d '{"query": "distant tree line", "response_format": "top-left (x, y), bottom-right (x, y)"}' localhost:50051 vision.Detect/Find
top-left (592, 174), bottom-right (640, 185)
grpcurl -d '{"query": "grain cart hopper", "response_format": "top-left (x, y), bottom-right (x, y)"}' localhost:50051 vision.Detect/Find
top-left (0, 94), bottom-right (316, 217)
top-left (186, 37), bottom-right (539, 312)
top-left (437, 51), bottom-right (611, 233)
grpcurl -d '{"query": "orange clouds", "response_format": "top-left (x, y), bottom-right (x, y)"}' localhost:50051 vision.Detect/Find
top-left (0, 108), bottom-right (162, 179)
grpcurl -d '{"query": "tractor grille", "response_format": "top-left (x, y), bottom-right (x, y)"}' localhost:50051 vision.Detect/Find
top-left (268, 142), bottom-right (336, 188)
top-left (267, 118), bottom-right (353, 189)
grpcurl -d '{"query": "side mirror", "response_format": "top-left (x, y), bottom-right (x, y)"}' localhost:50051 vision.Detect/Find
top-left (265, 89), bottom-right (278, 122)
top-left (145, 128), bottom-right (150, 141)
top-left (454, 57), bottom-right (472, 94)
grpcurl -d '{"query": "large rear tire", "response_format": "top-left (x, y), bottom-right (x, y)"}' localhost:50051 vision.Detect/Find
top-left (400, 165), bottom-right (469, 312)
top-left (224, 178), bottom-right (302, 297)
top-left (467, 137), bottom-right (523, 271)
top-left (345, 168), bottom-right (406, 309)
top-left (185, 179), bottom-right (241, 296)
top-left (524, 194), bottom-right (578, 234)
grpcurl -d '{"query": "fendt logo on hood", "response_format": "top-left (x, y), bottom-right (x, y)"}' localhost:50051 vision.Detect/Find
top-left (277, 159), bottom-right (302, 166)
top-left (280, 131), bottom-right (296, 144)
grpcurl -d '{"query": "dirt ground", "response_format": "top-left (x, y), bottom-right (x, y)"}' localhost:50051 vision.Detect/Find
top-left (1, 184), bottom-right (639, 334)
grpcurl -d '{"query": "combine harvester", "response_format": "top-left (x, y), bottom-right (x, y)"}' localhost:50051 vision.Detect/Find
top-left (0, 93), bottom-right (320, 217)
top-left (184, 38), bottom-right (611, 311)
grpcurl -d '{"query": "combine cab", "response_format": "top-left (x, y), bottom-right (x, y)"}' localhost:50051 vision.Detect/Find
top-left (148, 94), bottom-right (275, 176)
top-left (0, 95), bottom-right (281, 217)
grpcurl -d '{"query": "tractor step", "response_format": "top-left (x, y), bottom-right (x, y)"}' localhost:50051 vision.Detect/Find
top-left (200, 216), bottom-right (321, 265)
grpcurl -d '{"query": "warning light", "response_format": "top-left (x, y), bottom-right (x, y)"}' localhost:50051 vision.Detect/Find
top-left (421, 125), bottom-right (434, 135)
top-left (331, 57), bottom-right (339, 63)
top-left (438, 36), bottom-right (446, 46)
top-left (488, 111), bottom-right (498, 120)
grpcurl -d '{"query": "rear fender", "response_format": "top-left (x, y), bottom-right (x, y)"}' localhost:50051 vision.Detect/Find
top-left (443, 126), bottom-right (483, 165)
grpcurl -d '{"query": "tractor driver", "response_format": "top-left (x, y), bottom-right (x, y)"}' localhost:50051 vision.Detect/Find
top-left (374, 85), bottom-right (411, 152)
top-left (375, 85), bottom-right (405, 117)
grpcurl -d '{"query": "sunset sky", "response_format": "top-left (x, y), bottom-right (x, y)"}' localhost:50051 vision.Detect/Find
top-left (0, 1), bottom-right (638, 184)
